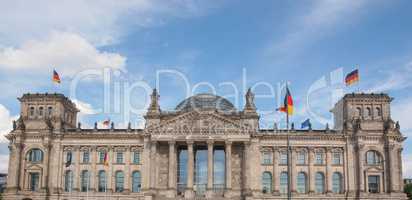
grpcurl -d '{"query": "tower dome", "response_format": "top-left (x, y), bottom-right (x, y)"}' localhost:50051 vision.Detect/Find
top-left (175, 93), bottom-right (236, 112)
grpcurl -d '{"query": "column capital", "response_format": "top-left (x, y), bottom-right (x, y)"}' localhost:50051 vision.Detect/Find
top-left (225, 140), bottom-right (233, 145)
top-left (207, 140), bottom-right (214, 146)
top-left (168, 140), bottom-right (176, 145)
top-left (187, 140), bottom-right (194, 145)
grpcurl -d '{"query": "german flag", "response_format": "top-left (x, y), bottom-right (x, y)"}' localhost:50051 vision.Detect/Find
top-left (277, 87), bottom-right (293, 115)
top-left (345, 69), bottom-right (359, 86)
top-left (104, 152), bottom-right (109, 166)
top-left (53, 70), bottom-right (61, 84)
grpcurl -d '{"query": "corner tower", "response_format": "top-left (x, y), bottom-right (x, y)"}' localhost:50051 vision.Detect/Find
top-left (17, 93), bottom-right (79, 131)
top-left (331, 93), bottom-right (392, 131)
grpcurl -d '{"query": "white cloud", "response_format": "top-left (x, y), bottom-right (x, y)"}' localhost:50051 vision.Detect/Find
top-left (0, 0), bottom-right (224, 47)
top-left (0, 104), bottom-right (18, 143)
top-left (72, 99), bottom-right (99, 115)
top-left (0, 31), bottom-right (126, 76)
top-left (368, 62), bottom-right (412, 93)
top-left (266, 0), bottom-right (369, 58)
top-left (392, 97), bottom-right (412, 134)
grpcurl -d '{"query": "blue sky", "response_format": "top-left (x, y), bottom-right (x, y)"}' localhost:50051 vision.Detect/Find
top-left (0, 0), bottom-right (412, 176)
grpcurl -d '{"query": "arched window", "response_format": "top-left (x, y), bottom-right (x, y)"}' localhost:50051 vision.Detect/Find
top-left (27, 148), bottom-right (43, 162)
top-left (296, 172), bottom-right (307, 193)
top-left (115, 171), bottom-right (124, 192)
top-left (262, 172), bottom-right (272, 193)
top-left (47, 106), bottom-right (53, 117)
top-left (280, 172), bottom-right (288, 194)
top-left (356, 107), bottom-right (362, 117)
top-left (366, 107), bottom-right (372, 117)
top-left (30, 107), bottom-right (35, 117)
top-left (376, 107), bottom-right (382, 117)
top-left (132, 171), bottom-right (141, 192)
top-left (315, 172), bottom-right (325, 193)
top-left (64, 170), bottom-right (73, 192)
top-left (366, 150), bottom-right (381, 165)
top-left (98, 170), bottom-right (106, 192)
top-left (81, 170), bottom-right (90, 192)
top-left (332, 172), bottom-right (343, 193)
top-left (39, 107), bottom-right (44, 116)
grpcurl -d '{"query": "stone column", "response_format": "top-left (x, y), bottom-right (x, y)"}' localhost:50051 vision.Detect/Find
top-left (91, 146), bottom-right (97, 192)
top-left (142, 137), bottom-right (151, 191)
top-left (308, 147), bottom-right (315, 193)
top-left (168, 141), bottom-right (176, 197)
top-left (243, 141), bottom-right (252, 195)
top-left (206, 140), bottom-right (214, 197)
top-left (185, 141), bottom-right (194, 198)
top-left (224, 141), bottom-right (232, 197)
top-left (326, 147), bottom-right (332, 193)
top-left (107, 146), bottom-right (113, 192)
top-left (357, 145), bottom-right (365, 193)
top-left (75, 146), bottom-right (81, 191)
top-left (273, 147), bottom-right (280, 194)
top-left (150, 141), bottom-right (158, 190)
top-left (43, 143), bottom-right (51, 191)
top-left (290, 148), bottom-right (296, 193)
top-left (6, 143), bottom-right (21, 193)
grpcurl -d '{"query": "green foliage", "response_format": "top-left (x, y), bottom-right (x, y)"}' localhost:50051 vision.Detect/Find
top-left (405, 184), bottom-right (412, 200)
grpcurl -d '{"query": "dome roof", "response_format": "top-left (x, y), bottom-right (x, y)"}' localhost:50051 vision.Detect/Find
top-left (175, 93), bottom-right (236, 112)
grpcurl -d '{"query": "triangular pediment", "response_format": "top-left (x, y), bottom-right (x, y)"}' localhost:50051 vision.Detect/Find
top-left (145, 111), bottom-right (251, 136)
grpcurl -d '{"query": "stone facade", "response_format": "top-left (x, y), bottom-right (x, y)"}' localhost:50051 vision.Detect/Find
top-left (3, 91), bottom-right (408, 200)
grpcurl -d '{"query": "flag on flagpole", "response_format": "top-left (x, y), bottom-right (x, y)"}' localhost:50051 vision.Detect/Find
top-left (277, 86), bottom-right (294, 115)
top-left (301, 119), bottom-right (311, 129)
top-left (53, 70), bottom-right (61, 84)
top-left (103, 152), bottom-right (109, 166)
top-left (345, 69), bottom-right (359, 86)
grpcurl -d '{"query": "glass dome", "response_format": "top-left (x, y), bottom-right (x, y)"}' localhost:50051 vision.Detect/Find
top-left (175, 93), bottom-right (236, 112)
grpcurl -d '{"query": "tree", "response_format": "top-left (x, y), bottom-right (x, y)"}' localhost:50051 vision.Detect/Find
top-left (405, 184), bottom-right (412, 200)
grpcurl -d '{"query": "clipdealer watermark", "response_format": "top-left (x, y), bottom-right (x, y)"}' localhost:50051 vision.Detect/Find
top-left (68, 67), bottom-right (346, 129)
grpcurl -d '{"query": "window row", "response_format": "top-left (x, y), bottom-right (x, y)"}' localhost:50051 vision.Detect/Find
top-left (64, 170), bottom-right (142, 193)
top-left (29, 106), bottom-right (53, 118)
top-left (261, 151), bottom-right (343, 165)
top-left (64, 151), bottom-right (141, 165)
top-left (261, 171), bottom-right (343, 194)
top-left (354, 106), bottom-right (382, 118)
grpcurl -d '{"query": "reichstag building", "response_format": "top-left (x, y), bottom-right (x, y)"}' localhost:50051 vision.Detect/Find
top-left (3, 90), bottom-right (407, 199)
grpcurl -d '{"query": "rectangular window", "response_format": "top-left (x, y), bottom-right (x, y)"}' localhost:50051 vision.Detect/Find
top-left (297, 152), bottom-right (306, 165)
top-left (315, 152), bottom-right (324, 164)
top-left (332, 153), bottom-right (341, 165)
top-left (262, 152), bottom-right (272, 164)
top-left (280, 152), bottom-right (287, 165)
top-left (133, 152), bottom-right (140, 164)
top-left (116, 152), bottom-right (124, 164)
top-left (368, 175), bottom-right (380, 193)
top-left (82, 151), bottom-right (90, 163)
top-left (30, 172), bottom-right (40, 191)
top-left (99, 151), bottom-right (105, 163)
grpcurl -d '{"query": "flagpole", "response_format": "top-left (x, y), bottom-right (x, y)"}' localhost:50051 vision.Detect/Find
top-left (286, 82), bottom-right (292, 200)
top-left (287, 111), bottom-right (292, 200)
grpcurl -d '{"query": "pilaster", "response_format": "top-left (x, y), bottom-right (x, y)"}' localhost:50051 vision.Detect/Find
top-left (206, 140), bottom-right (214, 198)
top-left (185, 141), bottom-right (194, 199)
